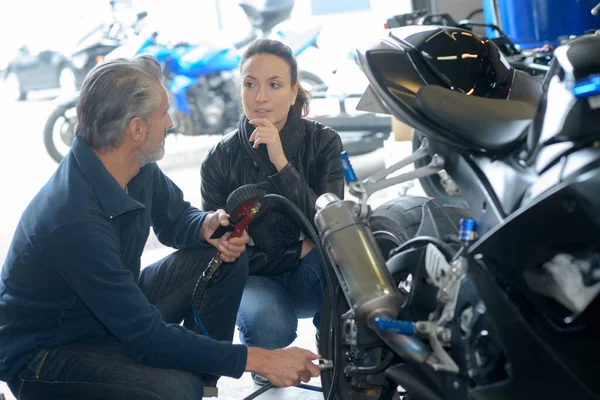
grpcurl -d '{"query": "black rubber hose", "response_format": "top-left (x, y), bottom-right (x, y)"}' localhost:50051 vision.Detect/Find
top-left (193, 192), bottom-right (341, 399)
top-left (241, 383), bottom-right (274, 400)
top-left (465, 8), bottom-right (483, 21)
top-left (261, 194), bottom-right (340, 400)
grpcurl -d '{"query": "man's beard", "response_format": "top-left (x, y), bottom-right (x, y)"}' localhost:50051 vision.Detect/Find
top-left (135, 131), bottom-right (165, 166)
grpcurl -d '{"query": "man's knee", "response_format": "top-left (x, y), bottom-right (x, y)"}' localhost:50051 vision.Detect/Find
top-left (175, 247), bottom-right (248, 282)
top-left (229, 251), bottom-right (249, 279)
top-left (151, 369), bottom-right (205, 400)
top-left (214, 250), bottom-right (249, 287)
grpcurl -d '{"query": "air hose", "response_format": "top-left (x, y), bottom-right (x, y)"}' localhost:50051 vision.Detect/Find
top-left (189, 185), bottom-right (340, 400)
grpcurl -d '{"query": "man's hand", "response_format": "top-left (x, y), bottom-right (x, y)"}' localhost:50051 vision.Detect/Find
top-left (200, 209), bottom-right (250, 263)
top-left (246, 347), bottom-right (321, 387)
top-left (300, 239), bottom-right (315, 259)
top-left (248, 118), bottom-right (288, 171)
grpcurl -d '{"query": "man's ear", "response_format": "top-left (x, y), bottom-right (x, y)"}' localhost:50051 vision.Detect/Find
top-left (127, 117), bottom-right (147, 142)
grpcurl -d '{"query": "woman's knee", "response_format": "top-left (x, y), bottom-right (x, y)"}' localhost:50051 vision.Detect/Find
top-left (237, 300), bottom-right (297, 349)
top-left (300, 249), bottom-right (326, 287)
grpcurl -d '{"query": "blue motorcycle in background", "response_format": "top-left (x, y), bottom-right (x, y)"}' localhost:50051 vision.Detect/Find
top-left (43, 0), bottom-right (324, 163)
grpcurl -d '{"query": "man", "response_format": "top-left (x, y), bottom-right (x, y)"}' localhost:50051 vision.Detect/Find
top-left (0, 55), bottom-right (320, 400)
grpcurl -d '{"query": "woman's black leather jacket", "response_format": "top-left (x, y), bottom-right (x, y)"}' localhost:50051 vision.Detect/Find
top-left (201, 119), bottom-right (344, 275)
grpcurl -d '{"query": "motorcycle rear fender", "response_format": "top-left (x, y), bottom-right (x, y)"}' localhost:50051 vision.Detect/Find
top-left (168, 75), bottom-right (199, 115)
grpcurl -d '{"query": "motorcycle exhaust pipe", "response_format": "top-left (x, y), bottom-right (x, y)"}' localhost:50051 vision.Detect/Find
top-left (314, 194), bottom-right (432, 364)
top-left (314, 193), bottom-right (403, 325)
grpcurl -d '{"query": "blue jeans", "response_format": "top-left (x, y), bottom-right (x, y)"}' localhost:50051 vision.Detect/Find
top-left (7, 248), bottom-right (248, 400)
top-left (236, 248), bottom-right (325, 349)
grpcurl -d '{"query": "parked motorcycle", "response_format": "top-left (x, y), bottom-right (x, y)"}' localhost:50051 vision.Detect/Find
top-left (68, 5), bottom-right (149, 83)
top-left (3, 0), bottom-right (145, 102)
top-left (313, 25), bottom-right (600, 400)
top-left (43, 1), bottom-right (324, 163)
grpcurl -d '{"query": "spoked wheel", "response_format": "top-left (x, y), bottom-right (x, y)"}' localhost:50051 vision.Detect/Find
top-left (43, 102), bottom-right (77, 163)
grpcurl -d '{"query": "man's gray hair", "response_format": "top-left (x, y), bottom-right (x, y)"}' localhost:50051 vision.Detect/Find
top-left (75, 55), bottom-right (164, 151)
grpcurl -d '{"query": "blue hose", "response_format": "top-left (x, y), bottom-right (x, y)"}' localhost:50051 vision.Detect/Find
top-left (193, 308), bottom-right (211, 337)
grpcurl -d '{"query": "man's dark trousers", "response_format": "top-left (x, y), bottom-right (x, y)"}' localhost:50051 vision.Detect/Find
top-left (7, 248), bottom-right (248, 400)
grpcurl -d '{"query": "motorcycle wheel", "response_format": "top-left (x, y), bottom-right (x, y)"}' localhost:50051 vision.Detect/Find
top-left (319, 196), bottom-right (429, 400)
top-left (319, 196), bottom-right (470, 400)
top-left (44, 103), bottom-right (77, 163)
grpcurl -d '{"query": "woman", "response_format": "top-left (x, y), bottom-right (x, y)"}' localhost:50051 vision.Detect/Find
top-left (201, 38), bottom-right (344, 385)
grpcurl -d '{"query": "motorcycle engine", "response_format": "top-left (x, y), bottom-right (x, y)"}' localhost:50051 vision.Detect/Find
top-left (417, 245), bottom-right (510, 389)
top-left (181, 72), bottom-right (239, 135)
top-left (451, 280), bottom-right (510, 387)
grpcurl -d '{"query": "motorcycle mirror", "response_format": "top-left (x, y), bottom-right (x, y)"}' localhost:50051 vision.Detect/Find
top-left (355, 85), bottom-right (392, 115)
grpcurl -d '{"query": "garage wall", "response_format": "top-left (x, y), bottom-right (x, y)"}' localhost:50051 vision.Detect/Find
top-left (436, 0), bottom-right (483, 21)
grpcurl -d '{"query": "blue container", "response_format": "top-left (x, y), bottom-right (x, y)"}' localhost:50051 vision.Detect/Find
top-left (482, 0), bottom-right (600, 49)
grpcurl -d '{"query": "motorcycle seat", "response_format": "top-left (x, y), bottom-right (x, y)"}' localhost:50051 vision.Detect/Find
top-left (416, 85), bottom-right (536, 153)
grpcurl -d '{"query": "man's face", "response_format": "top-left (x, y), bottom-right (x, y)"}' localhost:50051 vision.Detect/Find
top-left (136, 85), bottom-right (173, 165)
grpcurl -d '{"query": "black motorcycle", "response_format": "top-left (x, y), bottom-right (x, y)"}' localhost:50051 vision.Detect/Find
top-left (313, 25), bottom-right (600, 400)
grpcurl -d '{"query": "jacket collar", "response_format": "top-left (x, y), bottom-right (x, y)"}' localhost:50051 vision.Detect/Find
top-left (71, 137), bottom-right (146, 218)
top-left (236, 109), bottom-right (305, 175)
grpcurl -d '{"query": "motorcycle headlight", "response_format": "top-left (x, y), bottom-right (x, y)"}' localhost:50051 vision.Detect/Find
top-left (71, 54), bottom-right (88, 70)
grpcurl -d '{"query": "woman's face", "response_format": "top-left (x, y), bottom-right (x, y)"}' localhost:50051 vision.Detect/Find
top-left (241, 53), bottom-right (298, 132)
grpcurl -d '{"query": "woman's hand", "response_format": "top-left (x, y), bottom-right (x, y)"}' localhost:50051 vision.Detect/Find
top-left (249, 118), bottom-right (288, 171)
top-left (200, 209), bottom-right (250, 262)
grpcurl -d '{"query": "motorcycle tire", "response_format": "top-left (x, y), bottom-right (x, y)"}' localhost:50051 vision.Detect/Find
top-left (319, 196), bottom-right (468, 400)
top-left (44, 103), bottom-right (76, 164)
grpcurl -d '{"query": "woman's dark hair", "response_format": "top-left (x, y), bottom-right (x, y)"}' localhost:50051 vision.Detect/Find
top-left (240, 39), bottom-right (311, 117)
